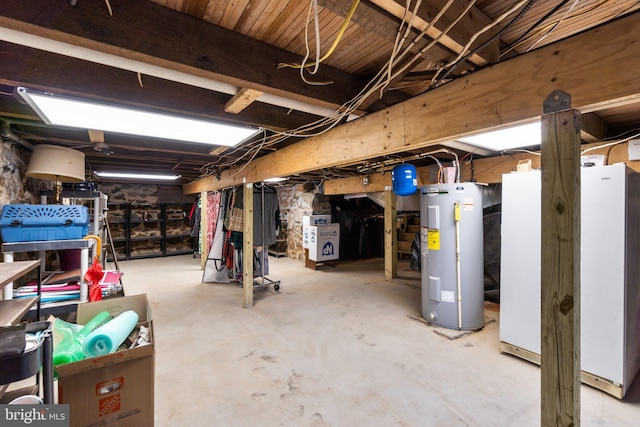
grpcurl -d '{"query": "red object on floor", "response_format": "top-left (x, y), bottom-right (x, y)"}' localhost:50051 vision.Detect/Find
top-left (85, 258), bottom-right (104, 302)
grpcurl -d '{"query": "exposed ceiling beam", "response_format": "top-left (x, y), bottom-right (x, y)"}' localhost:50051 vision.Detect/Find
top-left (183, 11), bottom-right (640, 194)
top-left (0, 0), bottom-right (398, 117)
top-left (0, 42), bottom-right (318, 132)
top-left (368, 0), bottom-right (499, 66)
top-left (319, 0), bottom-right (498, 109)
top-left (224, 88), bottom-right (265, 114)
top-left (323, 140), bottom-right (638, 194)
top-left (580, 112), bottom-right (608, 143)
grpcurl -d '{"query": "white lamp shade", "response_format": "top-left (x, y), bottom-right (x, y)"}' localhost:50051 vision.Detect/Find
top-left (26, 144), bottom-right (86, 182)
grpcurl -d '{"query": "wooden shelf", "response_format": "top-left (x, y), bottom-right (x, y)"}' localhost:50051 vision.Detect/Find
top-left (0, 296), bottom-right (39, 326)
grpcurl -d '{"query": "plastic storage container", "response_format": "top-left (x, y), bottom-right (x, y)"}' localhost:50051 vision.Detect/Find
top-left (0, 204), bottom-right (89, 242)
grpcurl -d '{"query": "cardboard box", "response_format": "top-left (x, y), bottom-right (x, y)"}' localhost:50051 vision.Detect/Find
top-left (302, 215), bottom-right (332, 248)
top-left (308, 224), bottom-right (340, 261)
top-left (55, 294), bottom-right (154, 427)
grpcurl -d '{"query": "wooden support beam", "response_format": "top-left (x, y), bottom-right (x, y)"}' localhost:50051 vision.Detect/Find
top-left (184, 12), bottom-right (640, 195)
top-left (384, 189), bottom-right (398, 280)
top-left (540, 91), bottom-right (581, 426)
top-left (324, 166), bottom-right (435, 194)
top-left (323, 140), bottom-right (639, 194)
top-left (243, 183), bottom-right (254, 308)
top-left (225, 88), bottom-right (265, 114)
top-left (580, 112), bottom-right (608, 143)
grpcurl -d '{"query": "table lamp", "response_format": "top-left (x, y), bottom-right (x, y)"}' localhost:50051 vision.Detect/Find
top-left (26, 144), bottom-right (86, 203)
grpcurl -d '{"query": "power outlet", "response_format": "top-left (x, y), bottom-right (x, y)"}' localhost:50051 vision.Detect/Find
top-left (629, 139), bottom-right (640, 161)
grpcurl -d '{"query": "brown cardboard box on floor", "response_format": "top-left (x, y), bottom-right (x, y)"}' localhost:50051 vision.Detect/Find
top-left (54, 294), bottom-right (154, 427)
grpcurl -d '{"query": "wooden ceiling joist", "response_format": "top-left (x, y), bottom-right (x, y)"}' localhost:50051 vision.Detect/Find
top-left (0, 42), bottom-right (318, 132)
top-left (0, 0), bottom-right (377, 113)
top-left (183, 12), bottom-right (640, 194)
top-left (224, 88), bottom-right (265, 114)
top-left (368, 0), bottom-right (499, 66)
top-left (580, 112), bottom-right (608, 143)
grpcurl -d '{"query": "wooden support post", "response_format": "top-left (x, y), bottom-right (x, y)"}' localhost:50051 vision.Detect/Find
top-left (200, 191), bottom-right (208, 270)
top-left (243, 183), bottom-right (254, 308)
top-left (384, 188), bottom-right (398, 280)
top-left (540, 90), bottom-right (581, 426)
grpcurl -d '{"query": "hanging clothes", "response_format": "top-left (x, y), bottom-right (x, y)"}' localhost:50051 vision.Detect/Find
top-left (205, 192), bottom-right (219, 253)
top-left (254, 246), bottom-right (269, 276)
top-left (189, 195), bottom-right (201, 238)
top-left (202, 191), bottom-right (230, 283)
top-left (253, 185), bottom-right (279, 246)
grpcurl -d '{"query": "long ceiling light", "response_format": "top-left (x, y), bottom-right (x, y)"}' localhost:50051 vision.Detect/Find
top-left (94, 171), bottom-right (181, 181)
top-left (17, 87), bottom-right (261, 146)
top-left (457, 122), bottom-right (541, 151)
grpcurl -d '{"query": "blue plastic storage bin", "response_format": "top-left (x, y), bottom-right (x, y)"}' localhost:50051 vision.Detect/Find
top-left (0, 204), bottom-right (89, 242)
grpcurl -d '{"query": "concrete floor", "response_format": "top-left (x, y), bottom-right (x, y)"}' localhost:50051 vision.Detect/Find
top-left (119, 255), bottom-right (640, 427)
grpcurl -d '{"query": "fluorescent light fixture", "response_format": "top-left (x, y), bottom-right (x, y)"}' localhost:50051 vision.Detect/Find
top-left (458, 122), bottom-right (541, 151)
top-left (264, 177), bottom-right (288, 183)
top-left (17, 87), bottom-right (262, 146)
top-left (94, 171), bottom-right (181, 181)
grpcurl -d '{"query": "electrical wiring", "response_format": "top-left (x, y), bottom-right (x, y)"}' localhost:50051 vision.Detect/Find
top-left (421, 154), bottom-right (443, 182)
top-left (449, 0), bottom-right (529, 68)
top-left (431, 0), bottom-right (537, 88)
top-left (601, 127), bottom-right (640, 142)
top-left (381, 0), bottom-right (423, 97)
top-left (297, 0), bottom-right (331, 85)
top-left (228, 129), bottom-right (269, 177)
top-left (503, 0), bottom-right (614, 55)
top-left (526, 0), bottom-right (580, 52)
top-left (382, 0), bottom-right (465, 89)
top-left (500, 0), bottom-right (572, 57)
top-left (200, 0), bottom-right (481, 179)
top-left (307, 0), bottom-right (322, 75)
top-left (581, 131), bottom-right (640, 155)
top-left (277, 0), bottom-right (360, 71)
top-left (502, 149), bottom-right (541, 156)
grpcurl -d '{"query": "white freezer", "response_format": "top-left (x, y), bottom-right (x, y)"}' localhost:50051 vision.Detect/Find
top-left (499, 163), bottom-right (640, 398)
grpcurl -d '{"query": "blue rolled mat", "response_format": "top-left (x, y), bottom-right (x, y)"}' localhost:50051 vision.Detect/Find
top-left (83, 310), bottom-right (139, 358)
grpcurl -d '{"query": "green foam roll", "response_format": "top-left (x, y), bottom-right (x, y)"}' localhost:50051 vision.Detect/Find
top-left (83, 310), bottom-right (139, 358)
top-left (53, 311), bottom-right (112, 365)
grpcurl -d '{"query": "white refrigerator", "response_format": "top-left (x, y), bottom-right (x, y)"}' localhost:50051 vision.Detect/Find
top-left (499, 163), bottom-right (640, 398)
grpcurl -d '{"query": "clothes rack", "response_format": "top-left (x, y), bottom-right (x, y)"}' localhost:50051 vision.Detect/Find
top-left (252, 183), bottom-right (281, 292)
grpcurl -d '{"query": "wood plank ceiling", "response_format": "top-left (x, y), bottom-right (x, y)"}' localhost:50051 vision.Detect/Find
top-left (0, 0), bottom-right (639, 186)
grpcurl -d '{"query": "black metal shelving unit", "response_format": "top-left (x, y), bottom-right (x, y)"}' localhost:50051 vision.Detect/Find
top-left (107, 202), bottom-right (193, 260)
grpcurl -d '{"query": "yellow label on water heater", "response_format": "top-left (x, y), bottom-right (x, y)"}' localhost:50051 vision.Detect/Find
top-left (427, 229), bottom-right (440, 250)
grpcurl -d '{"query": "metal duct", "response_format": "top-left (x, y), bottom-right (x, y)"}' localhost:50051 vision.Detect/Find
top-left (1, 120), bottom-right (33, 150)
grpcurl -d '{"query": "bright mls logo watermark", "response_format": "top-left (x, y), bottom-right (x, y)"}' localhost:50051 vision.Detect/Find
top-left (1, 405), bottom-right (69, 426)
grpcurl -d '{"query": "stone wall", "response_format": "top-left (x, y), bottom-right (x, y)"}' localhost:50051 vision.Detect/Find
top-left (98, 183), bottom-right (159, 204)
top-left (276, 184), bottom-right (331, 262)
top-left (0, 143), bottom-right (44, 206)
